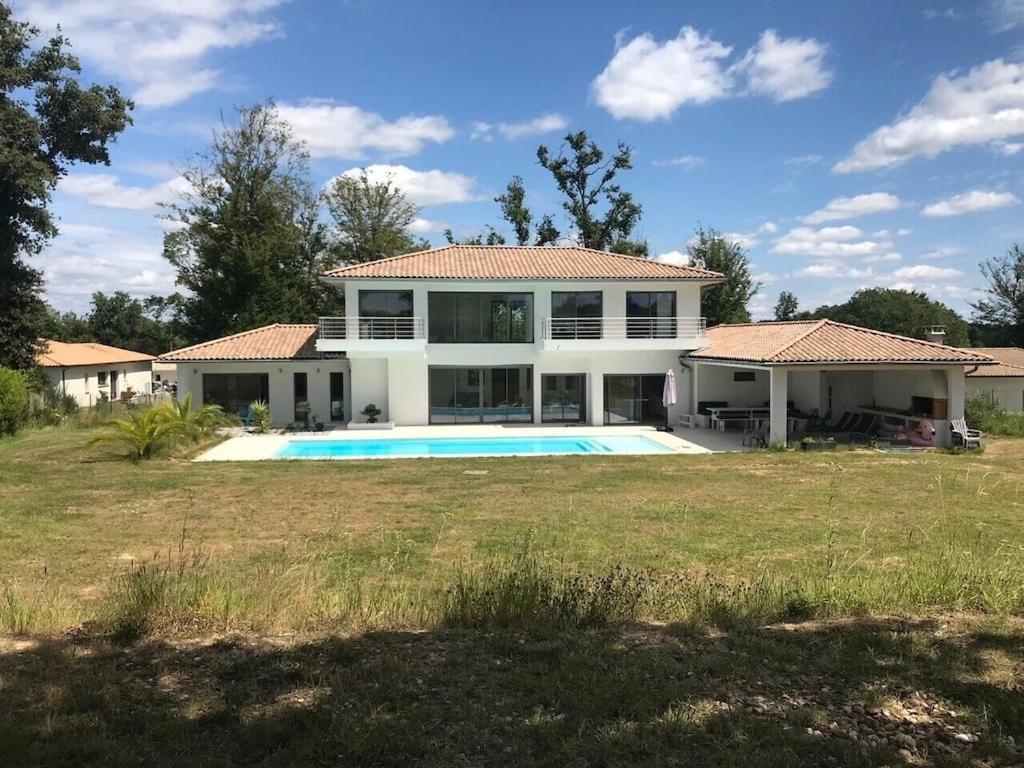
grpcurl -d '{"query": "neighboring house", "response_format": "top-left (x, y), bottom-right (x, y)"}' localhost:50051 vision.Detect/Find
top-left (152, 361), bottom-right (179, 392)
top-left (160, 245), bottom-right (722, 427)
top-left (36, 339), bottom-right (155, 406)
top-left (158, 245), bottom-right (994, 445)
top-left (966, 347), bottom-right (1024, 412)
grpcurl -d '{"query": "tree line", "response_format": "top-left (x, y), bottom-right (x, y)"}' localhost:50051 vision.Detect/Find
top-left (2, 1), bottom-right (1022, 370)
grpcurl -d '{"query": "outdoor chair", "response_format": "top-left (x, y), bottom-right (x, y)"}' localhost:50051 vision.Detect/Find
top-left (742, 418), bottom-right (769, 448)
top-left (808, 411), bottom-right (852, 432)
top-left (951, 418), bottom-right (983, 449)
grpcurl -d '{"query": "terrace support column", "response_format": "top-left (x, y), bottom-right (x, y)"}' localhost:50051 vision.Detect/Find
top-left (944, 366), bottom-right (966, 447)
top-left (769, 367), bottom-right (789, 447)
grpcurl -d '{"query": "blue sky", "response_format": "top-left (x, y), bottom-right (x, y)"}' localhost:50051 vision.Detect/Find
top-left (16, 0), bottom-right (1024, 319)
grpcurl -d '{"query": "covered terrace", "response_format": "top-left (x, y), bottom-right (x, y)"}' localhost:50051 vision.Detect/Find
top-left (680, 320), bottom-right (994, 447)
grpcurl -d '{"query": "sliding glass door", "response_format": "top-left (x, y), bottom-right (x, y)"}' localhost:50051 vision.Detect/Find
top-left (541, 374), bottom-right (586, 422)
top-left (429, 366), bottom-right (532, 423)
top-left (603, 374), bottom-right (666, 425)
top-left (626, 291), bottom-right (677, 338)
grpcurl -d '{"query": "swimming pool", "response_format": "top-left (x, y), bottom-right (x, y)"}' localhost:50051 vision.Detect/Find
top-left (275, 434), bottom-right (673, 460)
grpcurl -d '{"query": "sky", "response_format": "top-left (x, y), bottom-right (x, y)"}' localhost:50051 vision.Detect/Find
top-left (13, 0), bottom-right (1024, 320)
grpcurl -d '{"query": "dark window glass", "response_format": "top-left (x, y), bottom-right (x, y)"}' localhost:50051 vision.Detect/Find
top-left (626, 291), bottom-right (677, 338)
top-left (733, 371), bottom-right (756, 382)
top-left (541, 374), bottom-right (586, 422)
top-left (427, 293), bottom-right (533, 343)
top-left (202, 373), bottom-right (270, 419)
top-left (358, 290), bottom-right (414, 339)
top-left (293, 372), bottom-right (309, 423)
top-left (603, 374), bottom-right (666, 425)
top-left (551, 292), bottom-right (602, 338)
top-left (429, 366), bottom-right (532, 423)
top-left (330, 372), bottom-right (344, 421)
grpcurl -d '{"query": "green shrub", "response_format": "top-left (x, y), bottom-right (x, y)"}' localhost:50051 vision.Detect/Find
top-left (965, 393), bottom-right (1024, 437)
top-left (0, 368), bottom-right (30, 435)
top-left (159, 394), bottom-right (234, 440)
top-left (86, 407), bottom-right (185, 460)
top-left (249, 400), bottom-right (272, 433)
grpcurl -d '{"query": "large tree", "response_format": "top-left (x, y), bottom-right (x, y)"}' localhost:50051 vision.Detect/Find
top-left (687, 227), bottom-right (760, 326)
top-left (811, 287), bottom-right (970, 346)
top-left (323, 171), bottom-right (427, 264)
top-left (0, 3), bottom-right (132, 368)
top-left (87, 291), bottom-right (175, 355)
top-left (536, 131), bottom-right (642, 251)
top-left (162, 103), bottom-right (339, 341)
top-left (495, 176), bottom-right (561, 246)
top-left (971, 244), bottom-right (1024, 344)
top-left (774, 291), bottom-right (800, 321)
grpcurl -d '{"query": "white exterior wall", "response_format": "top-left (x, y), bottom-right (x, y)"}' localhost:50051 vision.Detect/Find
top-left (968, 378), bottom-right (1024, 411)
top-left (45, 361), bottom-right (153, 407)
top-left (175, 360), bottom-right (349, 427)
top-left (335, 278), bottom-right (704, 425)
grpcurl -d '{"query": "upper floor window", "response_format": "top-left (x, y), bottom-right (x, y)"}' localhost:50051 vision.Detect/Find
top-left (551, 292), bottom-right (602, 339)
top-left (626, 291), bottom-right (677, 338)
top-left (428, 292), bottom-right (533, 343)
top-left (358, 290), bottom-right (414, 339)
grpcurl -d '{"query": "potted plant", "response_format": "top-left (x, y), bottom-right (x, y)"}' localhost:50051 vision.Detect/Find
top-left (361, 403), bottom-right (382, 423)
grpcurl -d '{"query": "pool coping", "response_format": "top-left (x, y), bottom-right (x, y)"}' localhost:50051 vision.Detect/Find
top-left (194, 425), bottom-right (717, 462)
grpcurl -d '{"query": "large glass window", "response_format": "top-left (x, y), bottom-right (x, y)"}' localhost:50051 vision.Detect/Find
top-left (603, 374), bottom-right (666, 425)
top-left (358, 290), bottom-right (414, 339)
top-left (202, 373), bottom-right (270, 419)
top-left (551, 292), bottom-right (602, 339)
top-left (428, 293), bottom-right (533, 343)
top-left (330, 372), bottom-right (345, 421)
top-left (542, 374), bottom-right (586, 422)
top-left (429, 366), bottom-right (532, 423)
top-left (626, 291), bottom-right (677, 338)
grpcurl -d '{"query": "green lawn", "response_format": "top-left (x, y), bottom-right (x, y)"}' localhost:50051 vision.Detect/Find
top-left (1, 427), bottom-right (1023, 766)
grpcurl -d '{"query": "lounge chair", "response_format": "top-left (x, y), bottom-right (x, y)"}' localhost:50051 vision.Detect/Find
top-left (808, 411), bottom-right (853, 433)
top-left (951, 418), bottom-right (983, 449)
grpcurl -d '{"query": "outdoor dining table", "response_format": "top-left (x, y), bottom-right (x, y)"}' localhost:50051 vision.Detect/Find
top-left (706, 407), bottom-right (771, 432)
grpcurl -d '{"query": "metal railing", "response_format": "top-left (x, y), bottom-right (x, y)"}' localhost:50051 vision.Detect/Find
top-left (319, 316), bottom-right (425, 340)
top-left (542, 316), bottom-right (706, 340)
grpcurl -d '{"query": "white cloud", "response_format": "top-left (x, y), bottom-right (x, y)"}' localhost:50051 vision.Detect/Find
top-left (591, 27), bottom-right (733, 120)
top-left (723, 232), bottom-right (760, 249)
top-left (338, 165), bottom-right (478, 207)
top-left (471, 113), bottom-right (569, 141)
top-left (897, 227), bottom-right (913, 236)
top-left (802, 192), bottom-right (904, 224)
top-left (752, 271), bottom-right (779, 285)
top-left (39, 223), bottom-right (176, 311)
top-left (988, 0), bottom-right (1024, 31)
top-left (924, 7), bottom-right (961, 20)
top-left (771, 225), bottom-right (898, 259)
top-left (995, 140), bottom-right (1024, 155)
top-left (920, 189), bottom-right (1020, 217)
top-left (653, 155), bottom-right (705, 170)
top-left (277, 101), bottom-right (454, 159)
top-left (794, 264), bottom-right (873, 278)
top-left (653, 250), bottom-right (688, 266)
top-left (758, 221), bottom-right (779, 234)
top-left (834, 59), bottom-right (1024, 173)
top-left (784, 154), bottom-right (824, 166)
top-left (58, 173), bottom-right (191, 211)
top-left (862, 252), bottom-right (902, 263)
top-left (408, 217), bottom-right (446, 235)
top-left (591, 27), bottom-right (830, 120)
top-left (732, 29), bottom-right (832, 102)
top-left (921, 245), bottom-right (963, 259)
top-left (19, 0), bottom-right (284, 107)
top-left (891, 264), bottom-right (963, 280)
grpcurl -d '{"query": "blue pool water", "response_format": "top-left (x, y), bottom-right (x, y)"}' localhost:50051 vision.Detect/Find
top-left (275, 434), bottom-right (672, 459)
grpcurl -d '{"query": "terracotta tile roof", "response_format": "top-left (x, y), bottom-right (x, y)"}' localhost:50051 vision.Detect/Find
top-left (36, 339), bottom-right (154, 367)
top-left (688, 320), bottom-right (996, 366)
top-left (323, 245), bottom-right (725, 281)
top-left (967, 347), bottom-right (1024, 377)
top-left (158, 324), bottom-right (319, 362)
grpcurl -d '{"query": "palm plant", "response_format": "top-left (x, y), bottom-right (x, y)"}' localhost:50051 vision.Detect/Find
top-left (249, 400), bottom-right (272, 433)
top-left (159, 394), bottom-right (233, 441)
top-left (86, 408), bottom-right (184, 460)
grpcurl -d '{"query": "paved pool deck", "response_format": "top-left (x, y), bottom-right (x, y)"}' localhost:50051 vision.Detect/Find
top-left (195, 424), bottom-right (749, 461)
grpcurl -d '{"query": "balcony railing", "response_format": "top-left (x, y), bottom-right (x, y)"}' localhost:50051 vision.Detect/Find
top-left (319, 316), bottom-right (425, 340)
top-left (542, 317), bottom-right (706, 340)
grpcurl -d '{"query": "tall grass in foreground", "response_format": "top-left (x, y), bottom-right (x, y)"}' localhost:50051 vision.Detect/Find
top-left (75, 536), bottom-right (1024, 642)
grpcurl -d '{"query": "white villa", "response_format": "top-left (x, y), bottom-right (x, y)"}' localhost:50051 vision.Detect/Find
top-left (159, 244), bottom-right (995, 446)
top-left (967, 347), bottom-right (1024, 412)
